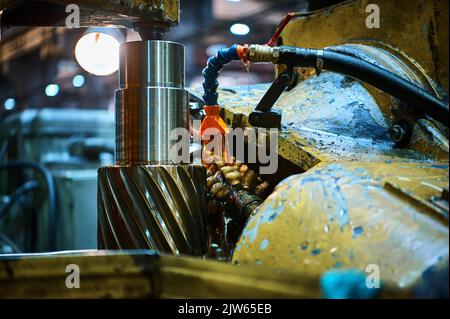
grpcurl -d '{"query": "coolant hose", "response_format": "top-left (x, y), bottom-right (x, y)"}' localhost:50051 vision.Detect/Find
top-left (277, 46), bottom-right (449, 126)
top-left (202, 44), bottom-right (241, 106)
top-left (200, 44), bottom-right (245, 142)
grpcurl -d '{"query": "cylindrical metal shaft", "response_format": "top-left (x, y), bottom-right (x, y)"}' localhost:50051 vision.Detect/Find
top-left (98, 40), bottom-right (207, 256)
top-left (115, 40), bottom-right (189, 165)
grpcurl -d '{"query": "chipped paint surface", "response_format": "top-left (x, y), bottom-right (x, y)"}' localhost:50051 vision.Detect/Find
top-left (190, 47), bottom-right (449, 290)
top-left (190, 70), bottom-right (446, 173)
top-left (233, 162), bottom-right (449, 288)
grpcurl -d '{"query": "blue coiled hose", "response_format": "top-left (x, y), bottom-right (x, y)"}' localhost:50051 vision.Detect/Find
top-left (202, 44), bottom-right (240, 106)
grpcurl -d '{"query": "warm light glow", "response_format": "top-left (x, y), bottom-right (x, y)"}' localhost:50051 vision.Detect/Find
top-left (230, 23), bottom-right (250, 35)
top-left (75, 32), bottom-right (119, 76)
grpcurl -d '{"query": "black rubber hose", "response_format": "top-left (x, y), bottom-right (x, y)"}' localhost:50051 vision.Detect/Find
top-left (277, 46), bottom-right (449, 126)
top-left (0, 161), bottom-right (57, 251)
top-left (0, 180), bottom-right (39, 221)
top-left (0, 232), bottom-right (21, 253)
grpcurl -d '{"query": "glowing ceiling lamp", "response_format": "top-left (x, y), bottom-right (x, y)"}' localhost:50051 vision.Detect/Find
top-left (75, 29), bottom-right (121, 76)
top-left (230, 23), bottom-right (250, 36)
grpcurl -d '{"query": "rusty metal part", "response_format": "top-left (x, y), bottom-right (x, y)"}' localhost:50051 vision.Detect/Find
top-left (97, 165), bottom-right (207, 256)
top-left (0, 0), bottom-right (180, 37)
top-left (207, 160), bottom-right (268, 196)
top-left (204, 158), bottom-right (268, 260)
top-left (390, 123), bottom-right (412, 147)
top-left (0, 250), bottom-right (413, 298)
top-left (232, 161), bottom-right (449, 289)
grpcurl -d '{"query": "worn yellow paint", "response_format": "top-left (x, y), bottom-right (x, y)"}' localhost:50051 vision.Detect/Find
top-left (233, 161), bottom-right (449, 288)
top-left (278, 0), bottom-right (449, 160)
top-left (281, 0), bottom-right (448, 91)
top-left (0, 251), bottom-right (410, 298)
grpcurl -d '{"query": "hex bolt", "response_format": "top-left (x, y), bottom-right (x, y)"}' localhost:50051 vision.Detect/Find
top-left (390, 124), bottom-right (407, 143)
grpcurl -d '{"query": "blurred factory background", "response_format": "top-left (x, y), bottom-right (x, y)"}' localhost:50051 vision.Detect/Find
top-left (0, 0), bottom-right (344, 114)
top-left (0, 0), bottom-right (341, 253)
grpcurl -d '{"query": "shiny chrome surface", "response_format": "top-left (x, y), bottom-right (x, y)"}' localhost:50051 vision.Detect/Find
top-left (119, 41), bottom-right (185, 89)
top-left (115, 40), bottom-right (189, 164)
top-left (115, 87), bottom-right (189, 164)
top-left (98, 165), bottom-right (207, 255)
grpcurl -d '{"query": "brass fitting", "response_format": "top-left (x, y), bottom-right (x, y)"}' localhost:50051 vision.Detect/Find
top-left (247, 44), bottom-right (280, 63)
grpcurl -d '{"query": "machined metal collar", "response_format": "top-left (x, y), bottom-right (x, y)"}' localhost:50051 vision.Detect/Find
top-left (247, 44), bottom-right (280, 64)
top-left (115, 40), bottom-right (189, 165)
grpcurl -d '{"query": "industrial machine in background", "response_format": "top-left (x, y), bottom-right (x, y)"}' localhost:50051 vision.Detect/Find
top-left (0, 109), bottom-right (114, 252)
top-left (0, 0), bottom-right (449, 299)
top-left (0, 0), bottom-right (181, 253)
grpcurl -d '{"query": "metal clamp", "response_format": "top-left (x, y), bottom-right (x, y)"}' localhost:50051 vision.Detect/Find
top-left (248, 69), bottom-right (295, 129)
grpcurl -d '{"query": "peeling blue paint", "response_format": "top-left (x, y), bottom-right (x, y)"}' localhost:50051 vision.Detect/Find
top-left (432, 164), bottom-right (448, 169)
top-left (311, 248), bottom-right (322, 256)
top-left (259, 239), bottom-right (270, 251)
top-left (352, 226), bottom-right (364, 239)
top-left (242, 200), bottom-right (284, 244)
top-left (268, 212), bottom-right (278, 222)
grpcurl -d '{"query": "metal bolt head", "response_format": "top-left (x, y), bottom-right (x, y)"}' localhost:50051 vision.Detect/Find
top-left (390, 124), bottom-right (407, 143)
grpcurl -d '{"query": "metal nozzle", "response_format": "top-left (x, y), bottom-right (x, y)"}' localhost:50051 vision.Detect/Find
top-left (247, 44), bottom-right (280, 63)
